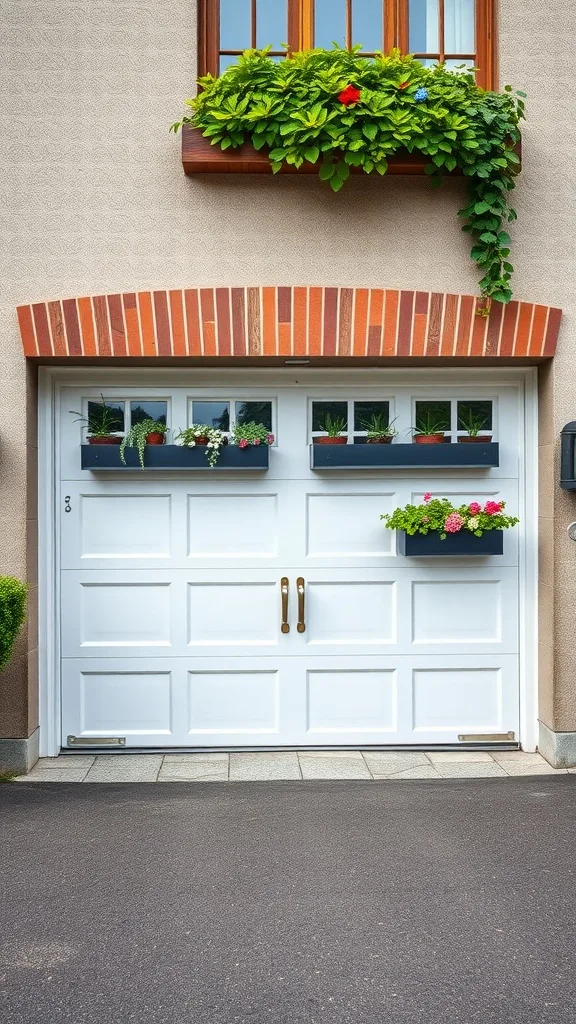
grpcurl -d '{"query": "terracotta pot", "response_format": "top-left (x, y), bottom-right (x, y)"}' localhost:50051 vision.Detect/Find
top-left (414, 434), bottom-right (445, 445)
top-left (458, 435), bottom-right (492, 444)
top-left (88, 435), bottom-right (121, 445)
top-left (194, 437), bottom-right (209, 446)
top-left (315, 436), bottom-right (347, 445)
top-left (366, 436), bottom-right (393, 445)
top-left (146, 433), bottom-right (165, 445)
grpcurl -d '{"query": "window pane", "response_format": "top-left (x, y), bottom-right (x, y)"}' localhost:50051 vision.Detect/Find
top-left (445, 0), bottom-right (475, 53)
top-left (352, 0), bottom-right (383, 51)
top-left (87, 400), bottom-right (124, 434)
top-left (353, 401), bottom-right (390, 432)
top-left (219, 55), bottom-right (239, 72)
top-left (409, 0), bottom-right (439, 53)
top-left (457, 401), bottom-right (493, 433)
top-left (445, 59), bottom-right (475, 72)
top-left (312, 401), bottom-right (348, 432)
top-left (220, 0), bottom-right (251, 51)
top-left (235, 401), bottom-right (273, 431)
top-left (130, 401), bottom-right (167, 427)
top-left (256, 0), bottom-right (287, 49)
top-left (414, 400), bottom-right (451, 435)
top-left (192, 401), bottom-right (230, 431)
top-left (314, 0), bottom-right (346, 48)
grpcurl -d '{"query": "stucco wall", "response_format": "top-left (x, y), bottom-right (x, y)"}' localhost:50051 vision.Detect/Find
top-left (1, 0), bottom-right (576, 739)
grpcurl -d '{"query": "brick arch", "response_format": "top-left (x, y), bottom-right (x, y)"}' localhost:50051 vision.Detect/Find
top-left (17, 287), bottom-right (561, 360)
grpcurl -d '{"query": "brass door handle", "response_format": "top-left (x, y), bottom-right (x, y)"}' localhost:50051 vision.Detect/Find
top-left (297, 577), bottom-right (306, 633)
top-left (281, 577), bottom-right (290, 634)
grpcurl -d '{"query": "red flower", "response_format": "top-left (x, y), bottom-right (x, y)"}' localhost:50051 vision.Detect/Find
top-left (397, 80), bottom-right (410, 90)
top-left (484, 500), bottom-right (503, 516)
top-left (338, 85), bottom-right (361, 106)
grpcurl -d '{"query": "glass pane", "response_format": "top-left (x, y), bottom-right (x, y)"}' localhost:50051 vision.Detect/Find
top-left (235, 401), bottom-right (273, 431)
top-left (352, 0), bottom-right (383, 52)
top-left (220, 0), bottom-right (251, 51)
top-left (414, 400), bottom-right (451, 435)
top-left (354, 401), bottom-right (390, 432)
top-left (409, 0), bottom-right (439, 53)
top-left (457, 401), bottom-right (493, 434)
top-left (445, 0), bottom-right (475, 53)
top-left (314, 0), bottom-right (346, 48)
top-left (445, 59), bottom-right (475, 72)
top-left (130, 401), bottom-right (167, 427)
top-left (256, 0), bottom-right (287, 49)
top-left (312, 401), bottom-right (348, 433)
top-left (86, 399), bottom-right (124, 434)
top-left (219, 55), bottom-right (240, 72)
top-left (192, 401), bottom-right (230, 431)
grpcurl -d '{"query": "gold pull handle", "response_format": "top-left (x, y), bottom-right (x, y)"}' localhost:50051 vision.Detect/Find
top-left (297, 577), bottom-right (306, 633)
top-left (281, 577), bottom-right (290, 634)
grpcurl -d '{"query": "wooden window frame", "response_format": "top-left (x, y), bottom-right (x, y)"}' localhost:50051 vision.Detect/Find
top-left (198, 1), bottom-right (496, 90)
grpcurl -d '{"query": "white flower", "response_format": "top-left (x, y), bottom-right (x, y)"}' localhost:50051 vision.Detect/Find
top-left (468, 516), bottom-right (479, 530)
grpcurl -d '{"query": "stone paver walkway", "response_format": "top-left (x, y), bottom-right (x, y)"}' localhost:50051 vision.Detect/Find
top-left (14, 749), bottom-right (573, 782)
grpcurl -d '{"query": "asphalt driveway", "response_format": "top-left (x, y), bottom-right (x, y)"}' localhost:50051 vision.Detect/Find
top-left (1, 778), bottom-right (575, 1024)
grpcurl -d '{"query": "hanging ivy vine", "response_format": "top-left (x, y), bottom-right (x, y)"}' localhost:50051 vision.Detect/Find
top-left (172, 47), bottom-right (525, 306)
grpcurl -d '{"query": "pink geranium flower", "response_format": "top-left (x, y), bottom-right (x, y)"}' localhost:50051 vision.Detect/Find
top-left (469, 502), bottom-right (482, 515)
top-left (444, 512), bottom-right (464, 533)
top-left (253, 438), bottom-right (260, 445)
top-left (484, 500), bottom-right (502, 516)
top-left (267, 434), bottom-right (275, 445)
top-left (423, 492), bottom-right (432, 503)
top-left (238, 439), bottom-right (248, 449)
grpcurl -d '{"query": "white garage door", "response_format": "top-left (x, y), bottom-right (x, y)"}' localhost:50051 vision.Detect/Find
top-left (58, 377), bottom-right (522, 748)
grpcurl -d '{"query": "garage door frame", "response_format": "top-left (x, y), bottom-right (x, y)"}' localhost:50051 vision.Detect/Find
top-left (37, 365), bottom-right (539, 757)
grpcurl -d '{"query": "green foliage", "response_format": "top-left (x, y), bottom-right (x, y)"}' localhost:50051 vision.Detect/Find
top-left (458, 408), bottom-right (490, 436)
top-left (381, 496), bottom-right (519, 540)
top-left (413, 411), bottom-right (447, 436)
top-left (120, 419), bottom-right (167, 469)
top-left (0, 577), bottom-right (27, 670)
top-left (363, 413), bottom-right (397, 439)
top-left (70, 395), bottom-right (120, 438)
top-left (232, 421), bottom-right (275, 446)
top-left (320, 413), bottom-right (347, 437)
top-left (172, 47), bottom-right (524, 302)
top-left (176, 424), bottom-right (226, 467)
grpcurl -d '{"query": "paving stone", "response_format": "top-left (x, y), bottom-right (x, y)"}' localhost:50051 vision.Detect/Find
top-left (15, 770), bottom-right (89, 783)
top-left (433, 762), bottom-right (507, 778)
top-left (299, 755), bottom-right (371, 780)
top-left (34, 757), bottom-right (95, 770)
top-left (491, 751), bottom-right (546, 763)
top-left (298, 750), bottom-right (365, 760)
top-left (229, 753), bottom-right (301, 781)
top-left (427, 751), bottom-right (495, 763)
top-left (84, 764), bottom-right (161, 782)
top-left (384, 765), bottom-right (440, 780)
top-left (363, 752), bottom-right (431, 777)
top-left (93, 755), bottom-right (164, 766)
top-left (159, 761), bottom-right (229, 781)
top-left (500, 762), bottom-right (567, 776)
top-left (162, 752), bottom-right (229, 763)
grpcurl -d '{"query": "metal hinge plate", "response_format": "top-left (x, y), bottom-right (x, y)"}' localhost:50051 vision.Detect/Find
top-left (67, 735), bottom-right (126, 747)
top-left (458, 731), bottom-right (515, 743)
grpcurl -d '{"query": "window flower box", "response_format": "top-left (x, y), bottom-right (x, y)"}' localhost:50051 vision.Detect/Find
top-left (81, 444), bottom-right (270, 471)
top-left (310, 442), bottom-right (499, 470)
top-left (397, 530), bottom-right (504, 556)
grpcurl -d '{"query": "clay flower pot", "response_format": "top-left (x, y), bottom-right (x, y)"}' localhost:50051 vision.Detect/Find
top-left (414, 434), bottom-right (445, 445)
top-left (458, 435), bottom-right (492, 444)
top-left (146, 432), bottom-right (165, 445)
top-left (367, 436), bottom-right (393, 445)
top-left (315, 436), bottom-right (347, 445)
top-left (194, 436), bottom-right (209, 445)
top-left (88, 436), bottom-right (121, 445)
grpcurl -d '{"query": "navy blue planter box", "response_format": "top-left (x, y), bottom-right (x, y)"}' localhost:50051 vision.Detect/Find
top-left (397, 530), bottom-right (504, 556)
top-left (81, 444), bottom-right (270, 471)
top-left (311, 442), bottom-right (499, 470)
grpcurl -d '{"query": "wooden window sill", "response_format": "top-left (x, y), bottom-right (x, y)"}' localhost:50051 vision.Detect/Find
top-left (182, 124), bottom-right (465, 176)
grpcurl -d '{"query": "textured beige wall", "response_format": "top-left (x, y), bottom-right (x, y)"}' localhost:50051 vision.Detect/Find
top-left (1, 0), bottom-right (576, 736)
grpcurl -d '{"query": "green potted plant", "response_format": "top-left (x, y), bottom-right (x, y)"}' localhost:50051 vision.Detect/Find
top-left (381, 493), bottom-right (519, 555)
top-left (176, 424), bottom-right (226, 467)
top-left (363, 413), bottom-right (397, 445)
top-left (0, 576), bottom-right (27, 671)
top-left (315, 414), bottom-right (347, 445)
top-left (458, 409), bottom-right (492, 444)
top-left (120, 419), bottom-right (167, 468)
top-left (70, 394), bottom-right (122, 445)
top-left (412, 412), bottom-right (446, 446)
top-left (232, 422), bottom-right (275, 450)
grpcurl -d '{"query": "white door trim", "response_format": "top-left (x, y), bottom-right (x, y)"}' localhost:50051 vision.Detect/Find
top-left (37, 365), bottom-right (539, 756)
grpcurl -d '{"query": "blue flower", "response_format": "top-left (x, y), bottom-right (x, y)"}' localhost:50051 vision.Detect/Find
top-left (414, 87), bottom-right (429, 103)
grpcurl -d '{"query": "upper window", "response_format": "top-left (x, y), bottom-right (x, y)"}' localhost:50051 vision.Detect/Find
top-left (199, 1), bottom-right (495, 89)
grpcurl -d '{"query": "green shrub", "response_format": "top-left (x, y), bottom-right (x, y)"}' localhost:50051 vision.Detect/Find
top-left (0, 577), bottom-right (27, 669)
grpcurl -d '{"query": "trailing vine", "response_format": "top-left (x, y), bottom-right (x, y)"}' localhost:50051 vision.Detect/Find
top-left (172, 47), bottom-right (524, 305)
